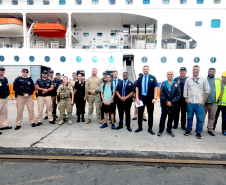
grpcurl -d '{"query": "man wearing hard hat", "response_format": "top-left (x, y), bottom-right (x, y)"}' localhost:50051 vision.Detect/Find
top-left (213, 71), bottom-right (226, 136)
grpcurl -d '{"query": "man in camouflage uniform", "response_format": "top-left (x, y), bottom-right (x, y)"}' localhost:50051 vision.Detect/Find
top-left (56, 76), bottom-right (74, 125)
top-left (85, 68), bottom-right (102, 124)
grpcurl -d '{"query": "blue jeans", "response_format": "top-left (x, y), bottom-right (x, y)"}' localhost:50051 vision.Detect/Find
top-left (187, 104), bottom-right (204, 133)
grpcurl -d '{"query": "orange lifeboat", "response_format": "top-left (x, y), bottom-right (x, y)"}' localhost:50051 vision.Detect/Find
top-left (32, 22), bottom-right (67, 38)
top-left (0, 18), bottom-right (24, 36)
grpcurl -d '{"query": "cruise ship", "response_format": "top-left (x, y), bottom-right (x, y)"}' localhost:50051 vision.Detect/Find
top-left (0, 0), bottom-right (225, 83)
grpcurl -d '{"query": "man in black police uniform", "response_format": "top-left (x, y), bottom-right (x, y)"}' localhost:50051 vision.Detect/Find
top-left (35, 70), bottom-right (54, 125)
top-left (173, 67), bottom-right (188, 130)
top-left (157, 71), bottom-right (181, 137)
top-left (112, 70), bottom-right (122, 124)
top-left (51, 73), bottom-right (63, 121)
top-left (135, 65), bottom-right (158, 135)
top-left (0, 66), bottom-right (11, 134)
top-left (115, 72), bottom-right (135, 132)
top-left (13, 68), bottom-right (36, 130)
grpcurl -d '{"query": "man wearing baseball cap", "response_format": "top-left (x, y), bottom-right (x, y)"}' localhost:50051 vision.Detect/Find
top-left (13, 68), bottom-right (36, 130)
top-left (0, 66), bottom-right (11, 134)
top-left (35, 70), bottom-right (55, 125)
top-left (173, 67), bottom-right (188, 130)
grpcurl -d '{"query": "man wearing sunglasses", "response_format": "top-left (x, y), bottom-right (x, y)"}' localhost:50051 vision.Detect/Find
top-left (35, 70), bottom-right (55, 126)
top-left (13, 68), bottom-right (36, 130)
top-left (0, 66), bottom-right (11, 134)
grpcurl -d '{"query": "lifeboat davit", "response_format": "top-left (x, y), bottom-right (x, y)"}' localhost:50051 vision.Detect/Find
top-left (32, 22), bottom-right (67, 38)
top-left (0, 18), bottom-right (24, 37)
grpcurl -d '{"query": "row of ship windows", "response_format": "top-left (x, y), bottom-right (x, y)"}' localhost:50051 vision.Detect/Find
top-left (1, 0), bottom-right (221, 6)
top-left (0, 55), bottom-right (217, 64)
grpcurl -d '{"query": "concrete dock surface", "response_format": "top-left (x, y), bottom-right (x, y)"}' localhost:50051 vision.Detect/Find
top-left (0, 100), bottom-right (225, 160)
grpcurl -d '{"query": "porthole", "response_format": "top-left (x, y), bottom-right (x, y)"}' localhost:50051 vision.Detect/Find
top-left (210, 57), bottom-right (216, 63)
top-left (161, 57), bottom-right (167, 63)
top-left (141, 56), bottom-right (148, 63)
top-left (177, 57), bottom-right (183, 63)
top-left (108, 56), bottom-right (115, 63)
top-left (60, 56), bottom-right (66, 62)
top-left (0, 55), bottom-right (4, 62)
top-left (29, 56), bottom-right (35, 62)
top-left (92, 56), bottom-right (98, 63)
top-left (194, 57), bottom-right (200, 63)
top-left (45, 56), bottom-right (50, 62)
top-left (76, 56), bottom-right (82, 63)
top-left (14, 56), bottom-right (19, 62)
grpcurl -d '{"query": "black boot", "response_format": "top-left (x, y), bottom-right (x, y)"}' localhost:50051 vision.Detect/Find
top-left (77, 114), bottom-right (80, 123)
top-left (81, 114), bottom-right (85, 122)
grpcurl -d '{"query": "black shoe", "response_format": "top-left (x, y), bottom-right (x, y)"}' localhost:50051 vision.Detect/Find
top-left (0, 131), bottom-right (2, 135)
top-left (36, 122), bottom-right (42, 126)
top-left (143, 119), bottom-right (147, 122)
top-left (77, 119), bottom-right (80, 123)
top-left (184, 130), bottom-right (192, 136)
top-left (0, 126), bottom-right (12, 130)
top-left (148, 129), bottom-right (155, 135)
top-left (53, 118), bottom-right (56, 121)
top-left (31, 123), bottom-right (36, 127)
top-left (208, 131), bottom-right (215, 136)
top-left (116, 125), bottom-right (123, 130)
top-left (127, 127), bottom-right (132, 132)
top-left (56, 115), bottom-right (58, 118)
top-left (196, 133), bottom-right (202, 139)
top-left (173, 125), bottom-right (178, 129)
top-left (15, 126), bottom-right (21, 130)
top-left (49, 121), bottom-right (55, 124)
top-left (63, 118), bottom-right (67, 122)
top-left (44, 116), bottom-right (48, 120)
top-left (81, 114), bottom-right (85, 122)
top-left (167, 131), bottom-right (175, 137)
top-left (181, 126), bottom-right (187, 131)
top-left (157, 132), bottom-right (163, 137)
top-left (132, 117), bottom-right (137, 120)
top-left (135, 128), bottom-right (143, 132)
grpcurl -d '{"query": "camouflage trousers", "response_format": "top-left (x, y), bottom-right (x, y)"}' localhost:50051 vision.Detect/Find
top-left (88, 94), bottom-right (101, 120)
top-left (58, 98), bottom-right (73, 120)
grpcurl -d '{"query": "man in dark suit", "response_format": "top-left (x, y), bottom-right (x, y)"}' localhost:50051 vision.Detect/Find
top-left (115, 72), bottom-right (135, 132)
top-left (135, 65), bottom-right (158, 135)
top-left (112, 70), bottom-right (122, 124)
top-left (158, 71), bottom-right (181, 137)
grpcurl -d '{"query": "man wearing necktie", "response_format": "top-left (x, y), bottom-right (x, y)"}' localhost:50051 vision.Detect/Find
top-left (135, 65), bottom-right (158, 134)
top-left (115, 72), bottom-right (135, 132)
top-left (112, 71), bottom-right (122, 124)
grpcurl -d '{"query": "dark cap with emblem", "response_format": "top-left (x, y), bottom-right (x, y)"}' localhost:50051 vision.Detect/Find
top-left (56, 72), bottom-right (61, 75)
top-left (0, 66), bottom-right (5, 70)
top-left (103, 72), bottom-right (107, 75)
top-left (49, 70), bottom-right (54, 73)
top-left (180, 67), bottom-right (187, 71)
top-left (22, 68), bottom-right (29, 72)
top-left (42, 70), bottom-right (48, 74)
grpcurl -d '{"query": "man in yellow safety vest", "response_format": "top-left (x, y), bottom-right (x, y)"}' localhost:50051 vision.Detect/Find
top-left (203, 68), bottom-right (224, 136)
top-left (214, 71), bottom-right (226, 136)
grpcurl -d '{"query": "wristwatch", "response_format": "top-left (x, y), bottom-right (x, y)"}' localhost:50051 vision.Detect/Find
top-left (154, 98), bottom-right (157, 100)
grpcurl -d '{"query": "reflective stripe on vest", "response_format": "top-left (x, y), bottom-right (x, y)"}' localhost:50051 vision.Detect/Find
top-left (219, 85), bottom-right (226, 106)
top-left (215, 77), bottom-right (221, 102)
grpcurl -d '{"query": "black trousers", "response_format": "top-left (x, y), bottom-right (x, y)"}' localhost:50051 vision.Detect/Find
top-left (214, 105), bottom-right (226, 131)
top-left (75, 96), bottom-right (86, 116)
top-left (159, 107), bottom-right (175, 132)
top-left (174, 98), bottom-right (187, 128)
top-left (118, 100), bottom-right (132, 127)
top-left (112, 101), bottom-right (120, 123)
top-left (138, 96), bottom-right (154, 129)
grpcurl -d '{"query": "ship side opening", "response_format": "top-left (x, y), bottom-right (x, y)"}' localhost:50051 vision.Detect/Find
top-left (0, 13), bottom-right (24, 49)
top-left (71, 13), bottom-right (157, 50)
top-left (123, 55), bottom-right (135, 82)
top-left (26, 13), bottom-right (68, 49)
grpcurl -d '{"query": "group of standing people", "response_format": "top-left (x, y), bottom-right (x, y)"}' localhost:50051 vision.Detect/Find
top-left (0, 65), bottom-right (226, 139)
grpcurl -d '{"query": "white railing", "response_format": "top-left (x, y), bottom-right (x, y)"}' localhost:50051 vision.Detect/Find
top-left (30, 44), bottom-right (66, 49)
top-left (0, 43), bottom-right (23, 49)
